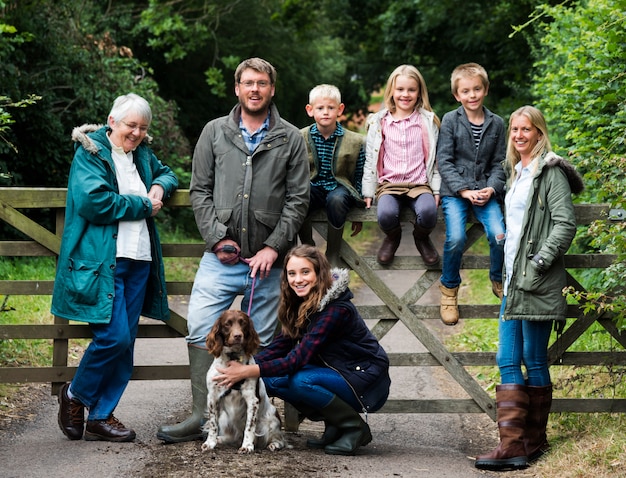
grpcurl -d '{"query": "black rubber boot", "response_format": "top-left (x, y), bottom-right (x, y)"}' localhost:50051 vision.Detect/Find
top-left (157, 346), bottom-right (213, 443)
top-left (298, 217), bottom-right (316, 246)
top-left (320, 396), bottom-right (372, 456)
top-left (307, 422), bottom-right (342, 449)
top-left (325, 224), bottom-right (345, 267)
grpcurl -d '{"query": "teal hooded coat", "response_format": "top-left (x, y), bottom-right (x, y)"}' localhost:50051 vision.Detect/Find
top-left (51, 124), bottom-right (178, 324)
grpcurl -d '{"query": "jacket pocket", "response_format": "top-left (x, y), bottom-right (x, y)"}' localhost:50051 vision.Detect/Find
top-left (215, 207), bottom-right (233, 225)
top-left (518, 260), bottom-right (548, 293)
top-left (253, 209), bottom-right (281, 240)
top-left (67, 258), bottom-right (102, 306)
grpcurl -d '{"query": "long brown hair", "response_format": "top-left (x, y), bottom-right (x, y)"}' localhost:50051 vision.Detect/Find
top-left (277, 245), bottom-right (333, 339)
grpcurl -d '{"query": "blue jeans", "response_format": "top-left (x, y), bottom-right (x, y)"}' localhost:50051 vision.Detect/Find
top-left (70, 259), bottom-right (150, 420)
top-left (496, 297), bottom-right (553, 386)
top-left (186, 251), bottom-right (281, 347)
top-left (263, 365), bottom-right (362, 411)
top-left (377, 193), bottom-right (437, 231)
top-left (309, 184), bottom-right (356, 229)
top-left (440, 196), bottom-right (505, 288)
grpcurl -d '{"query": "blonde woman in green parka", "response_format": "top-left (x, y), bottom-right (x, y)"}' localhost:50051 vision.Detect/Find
top-left (52, 93), bottom-right (178, 443)
top-left (476, 106), bottom-right (584, 471)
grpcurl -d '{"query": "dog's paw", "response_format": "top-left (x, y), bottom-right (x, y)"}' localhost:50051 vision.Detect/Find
top-left (267, 441), bottom-right (285, 451)
top-left (201, 439), bottom-right (217, 452)
top-left (238, 443), bottom-right (255, 454)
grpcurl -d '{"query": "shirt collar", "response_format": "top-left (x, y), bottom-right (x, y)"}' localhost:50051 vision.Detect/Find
top-left (239, 112), bottom-right (271, 135)
top-left (107, 133), bottom-right (133, 156)
top-left (383, 109), bottom-right (419, 125)
top-left (311, 122), bottom-right (343, 138)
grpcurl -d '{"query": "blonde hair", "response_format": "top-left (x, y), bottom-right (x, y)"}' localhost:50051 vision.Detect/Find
top-left (308, 84), bottom-right (342, 105)
top-left (450, 62), bottom-right (489, 95)
top-left (383, 65), bottom-right (439, 126)
top-left (506, 105), bottom-right (553, 183)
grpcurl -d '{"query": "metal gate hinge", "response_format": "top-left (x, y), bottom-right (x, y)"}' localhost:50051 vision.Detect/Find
top-left (609, 208), bottom-right (626, 221)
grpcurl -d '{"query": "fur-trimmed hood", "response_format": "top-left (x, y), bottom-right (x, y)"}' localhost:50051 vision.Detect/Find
top-left (543, 151), bottom-right (584, 195)
top-left (71, 123), bottom-right (153, 154)
top-left (318, 268), bottom-right (351, 311)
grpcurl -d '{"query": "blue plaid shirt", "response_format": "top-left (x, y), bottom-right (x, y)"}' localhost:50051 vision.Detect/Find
top-left (240, 112), bottom-right (271, 154)
top-left (310, 123), bottom-right (365, 194)
top-left (311, 123), bottom-right (341, 191)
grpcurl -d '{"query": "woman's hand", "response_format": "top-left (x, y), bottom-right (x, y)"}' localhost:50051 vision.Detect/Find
top-left (213, 361), bottom-right (260, 388)
top-left (148, 185), bottom-right (165, 216)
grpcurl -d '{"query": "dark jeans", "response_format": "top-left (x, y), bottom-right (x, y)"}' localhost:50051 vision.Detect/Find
top-left (309, 184), bottom-right (356, 229)
top-left (70, 259), bottom-right (150, 420)
top-left (263, 364), bottom-right (361, 412)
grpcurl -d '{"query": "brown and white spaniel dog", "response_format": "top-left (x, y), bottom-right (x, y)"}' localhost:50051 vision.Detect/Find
top-left (201, 310), bottom-right (285, 453)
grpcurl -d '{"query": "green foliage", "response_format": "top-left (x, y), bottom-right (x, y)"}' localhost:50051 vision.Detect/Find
top-left (1, 1), bottom-right (190, 189)
top-left (530, 0), bottom-right (626, 330)
top-left (361, 0), bottom-right (542, 115)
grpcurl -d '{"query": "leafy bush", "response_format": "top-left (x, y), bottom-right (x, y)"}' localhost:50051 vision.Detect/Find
top-left (531, 0), bottom-right (626, 329)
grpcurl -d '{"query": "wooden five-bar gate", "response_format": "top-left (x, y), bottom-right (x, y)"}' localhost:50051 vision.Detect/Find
top-left (1, 187), bottom-right (625, 427)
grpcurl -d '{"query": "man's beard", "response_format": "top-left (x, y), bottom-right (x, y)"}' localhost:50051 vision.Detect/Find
top-left (239, 97), bottom-right (271, 117)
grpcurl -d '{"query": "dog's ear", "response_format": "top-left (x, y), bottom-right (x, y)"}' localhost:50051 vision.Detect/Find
top-left (206, 318), bottom-right (224, 356)
top-left (243, 314), bottom-right (261, 355)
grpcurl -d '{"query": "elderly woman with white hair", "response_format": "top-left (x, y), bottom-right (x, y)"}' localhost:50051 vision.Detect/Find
top-left (52, 93), bottom-right (178, 442)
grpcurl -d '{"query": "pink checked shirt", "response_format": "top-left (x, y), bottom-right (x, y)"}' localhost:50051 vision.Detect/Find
top-left (378, 110), bottom-right (428, 185)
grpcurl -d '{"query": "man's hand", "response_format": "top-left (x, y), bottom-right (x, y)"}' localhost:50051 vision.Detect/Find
top-left (247, 246), bottom-right (278, 279)
top-left (213, 239), bottom-right (241, 265)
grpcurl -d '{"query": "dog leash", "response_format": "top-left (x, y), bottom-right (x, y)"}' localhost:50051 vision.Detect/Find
top-left (213, 244), bottom-right (257, 315)
top-left (213, 244), bottom-right (256, 317)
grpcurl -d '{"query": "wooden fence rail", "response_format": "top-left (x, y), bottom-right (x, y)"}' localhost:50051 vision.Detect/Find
top-left (1, 187), bottom-right (625, 422)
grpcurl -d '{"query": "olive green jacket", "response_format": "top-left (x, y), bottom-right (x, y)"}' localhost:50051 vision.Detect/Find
top-left (502, 152), bottom-right (584, 321)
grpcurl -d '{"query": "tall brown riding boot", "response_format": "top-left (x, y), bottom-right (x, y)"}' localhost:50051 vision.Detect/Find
top-left (475, 384), bottom-right (529, 471)
top-left (525, 385), bottom-right (552, 462)
top-left (412, 224), bottom-right (440, 266)
top-left (377, 226), bottom-right (402, 265)
top-left (439, 285), bottom-right (459, 326)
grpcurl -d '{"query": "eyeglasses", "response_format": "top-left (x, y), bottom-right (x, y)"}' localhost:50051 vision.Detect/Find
top-left (120, 120), bottom-right (149, 133)
top-left (238, 80), bottom-right (271, 89)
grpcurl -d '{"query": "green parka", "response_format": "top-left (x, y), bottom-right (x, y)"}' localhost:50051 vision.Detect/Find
top-left (51, 124), bottom-right (178, 324)
top-left (502, 152), bottom-right (584, 322)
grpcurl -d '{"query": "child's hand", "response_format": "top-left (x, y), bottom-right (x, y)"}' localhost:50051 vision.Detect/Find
top-left (364, 197), bottom-right (373, 208)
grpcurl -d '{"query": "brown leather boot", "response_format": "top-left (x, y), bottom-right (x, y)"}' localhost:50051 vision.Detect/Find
top-left (475, 384), bottom-right (529, 471)
top-left (377, 226), bottom-right (402, 265)
top-left (525, 385), bottom-right (552, 462)
top-left (412, 224), bottom-right (440, 266)
top-left (439, 285), bottom-right (459, 326)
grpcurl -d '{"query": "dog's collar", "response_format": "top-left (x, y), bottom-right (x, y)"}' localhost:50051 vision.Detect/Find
top-left (226, 351), bottom-right (247, 363)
